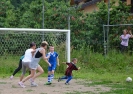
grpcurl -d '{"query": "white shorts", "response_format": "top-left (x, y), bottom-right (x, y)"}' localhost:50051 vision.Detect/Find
top-left (29, 60), bottom-right (40, 70)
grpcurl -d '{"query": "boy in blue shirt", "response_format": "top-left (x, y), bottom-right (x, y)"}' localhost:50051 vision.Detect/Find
top-left (45, 46), bottom-right (59, 85)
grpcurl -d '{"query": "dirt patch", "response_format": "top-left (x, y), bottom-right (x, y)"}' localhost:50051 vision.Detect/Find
top-left (0, 77), bottom-right (111, 94)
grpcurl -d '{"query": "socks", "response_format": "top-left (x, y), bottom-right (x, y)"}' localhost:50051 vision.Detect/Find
top-left (47, 74), bottom-right (54, 82)
top-left (50, 74), bottom-right (54, 81)
top-left (48, 75), bottom-right (51, 82)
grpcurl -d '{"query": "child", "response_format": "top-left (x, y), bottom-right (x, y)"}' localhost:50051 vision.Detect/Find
top-left (58, 58), bottom-right (80, 85)
top-left (45, 46), bottom-right (59, 85)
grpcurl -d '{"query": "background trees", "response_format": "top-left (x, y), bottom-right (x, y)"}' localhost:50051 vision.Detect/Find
top-left (0, 0), bottom-right (133, 52)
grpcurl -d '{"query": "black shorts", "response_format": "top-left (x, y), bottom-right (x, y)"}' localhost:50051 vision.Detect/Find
top-left (120, 44), bottom-right (128, 53)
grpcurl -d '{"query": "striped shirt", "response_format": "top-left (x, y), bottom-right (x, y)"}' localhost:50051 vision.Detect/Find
top-left (65, 62), bottom-right (78, 76)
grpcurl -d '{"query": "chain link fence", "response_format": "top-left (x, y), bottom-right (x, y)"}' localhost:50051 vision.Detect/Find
top-left (103, 24), bottom-right (133, 56)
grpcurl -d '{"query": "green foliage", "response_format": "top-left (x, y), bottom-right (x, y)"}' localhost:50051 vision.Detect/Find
top-left (0, 0), bottom-right (17, 27)
top-left (0, 0), bottom-right (133, 52)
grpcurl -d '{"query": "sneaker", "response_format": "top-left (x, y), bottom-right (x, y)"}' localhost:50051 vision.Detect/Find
top-left (10, 75), bottom-right (14, 80)
top-left (58, 77), bottom-right (61, 82)
top-left (18, 82), bottom-right (26, 88)
top-left (31, 82), bottom-right (38, 87)
top-left (65, 82), bottom-right (69, 85)
top-left (45, 82), bottom-right (52, 85)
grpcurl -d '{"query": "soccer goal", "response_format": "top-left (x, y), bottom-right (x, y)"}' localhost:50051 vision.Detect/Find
top-left (103, 24), bottom-right (133, 56)
top-left (0, 28), bottom-right (70, 62)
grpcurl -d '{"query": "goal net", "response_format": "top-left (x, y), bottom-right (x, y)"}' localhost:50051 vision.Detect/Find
top-left (0, 28), bottom-right (70, 64)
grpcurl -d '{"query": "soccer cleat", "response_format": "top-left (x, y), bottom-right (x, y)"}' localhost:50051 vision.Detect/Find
top-left (45, 82), bottom-right (52, 85)
top-left (31, 82), bottom-right (38, 87)
top-left (65, 83), bottom-right (69, 85)
top-left (18, 82), bottom-right (26, 88)
top-left (10, 75), bottom-right (14, 80)
top-left (58, 77), bottom-right (61, 82)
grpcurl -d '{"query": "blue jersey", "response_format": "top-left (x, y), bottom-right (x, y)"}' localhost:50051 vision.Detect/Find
top-left (47, 52), bottom-right (58, 64)
top-left (20, 55), bottom-right (24, 60)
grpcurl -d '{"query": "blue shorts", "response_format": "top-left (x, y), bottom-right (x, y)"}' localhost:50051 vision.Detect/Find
top-left (48, 64), bottom-right (56, 71)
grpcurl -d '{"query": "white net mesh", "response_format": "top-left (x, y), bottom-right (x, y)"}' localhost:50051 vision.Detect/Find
top-left (0, 29), bottom-right (68, 60)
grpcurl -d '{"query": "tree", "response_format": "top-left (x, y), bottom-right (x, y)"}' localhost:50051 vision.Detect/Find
top-left (0, 0), bottom-right (132, 53)
top-left (0, 0), bottom-right (17, 27)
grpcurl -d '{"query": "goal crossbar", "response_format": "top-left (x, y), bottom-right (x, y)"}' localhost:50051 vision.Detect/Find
top-left (0, 28), bottom-right (69, 32)
top-left (0, 28), bottom-right (71, 62)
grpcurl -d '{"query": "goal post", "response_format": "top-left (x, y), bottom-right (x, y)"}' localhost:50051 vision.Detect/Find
top-left (0, 28), bottom-right (71, 62)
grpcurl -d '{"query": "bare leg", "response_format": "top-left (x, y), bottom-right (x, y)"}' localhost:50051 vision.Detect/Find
top-left (51, 70), bottom-right (55, 75)
top-left (22, 69), bottom-right (35, 83)
top-left (20, 75), bottom-right (24, 81)
top-left (48, 71), bottom-right (51, 75)
top-left (32, 66), bottom-right (44, 80)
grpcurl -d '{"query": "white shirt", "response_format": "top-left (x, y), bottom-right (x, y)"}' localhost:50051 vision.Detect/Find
top-left (120, 34), bottom-right (131, 46)
top-left (22, 49), bottom-right (34, 62)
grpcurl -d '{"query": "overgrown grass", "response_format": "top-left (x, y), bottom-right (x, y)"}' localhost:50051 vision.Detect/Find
top-left (0, 49), bottom-right (133, 77)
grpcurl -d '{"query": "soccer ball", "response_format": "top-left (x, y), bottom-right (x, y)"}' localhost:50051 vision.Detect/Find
top-left (126, 77), bottom-right (132, 82)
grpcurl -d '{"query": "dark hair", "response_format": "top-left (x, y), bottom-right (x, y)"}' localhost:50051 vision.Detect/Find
top-left (72, 58), bottom-right (77, 62)
top-left (30, 42), bottom-right (36, 48)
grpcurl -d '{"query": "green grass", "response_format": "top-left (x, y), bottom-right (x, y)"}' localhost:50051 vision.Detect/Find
top-left (0, 82), bottom-right (7, 84)
top-left (66, 91), bottom-right (92, 94)
top-left (40, 93), bottom-right (47, 94)
top-left (76, 79), bottom-right (133, 94)
top-left (100, 82), bottom-right (133, 94)
top-left (26, 89), bottom-right (34, 92)
top-left (12, 85), bottom-right (17, 88)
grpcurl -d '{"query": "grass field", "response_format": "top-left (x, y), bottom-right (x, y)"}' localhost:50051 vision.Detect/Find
top-left (0, 49), bottom-right (133, 94)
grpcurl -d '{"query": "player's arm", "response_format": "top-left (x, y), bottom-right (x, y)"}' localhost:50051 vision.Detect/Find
top-left (74, 66), bottom-right (80, 70)
top-left (40, 49), bottom-right (51, 66)
top-left (129, 31), bottom-right (133, 38)
top-left (57, 57), bottom-right (60, 66)
top-left (31, 49), bottom-right (36, 57)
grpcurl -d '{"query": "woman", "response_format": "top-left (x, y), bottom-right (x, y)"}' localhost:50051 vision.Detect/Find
top-left (18, 41), bottom-right (51, 88)
top-left (120, 29), bottom-right (133, 53)
top-left (10, 42), bottom-right (36, 80)
top-left (19, 42), bottom-right (36, 82)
